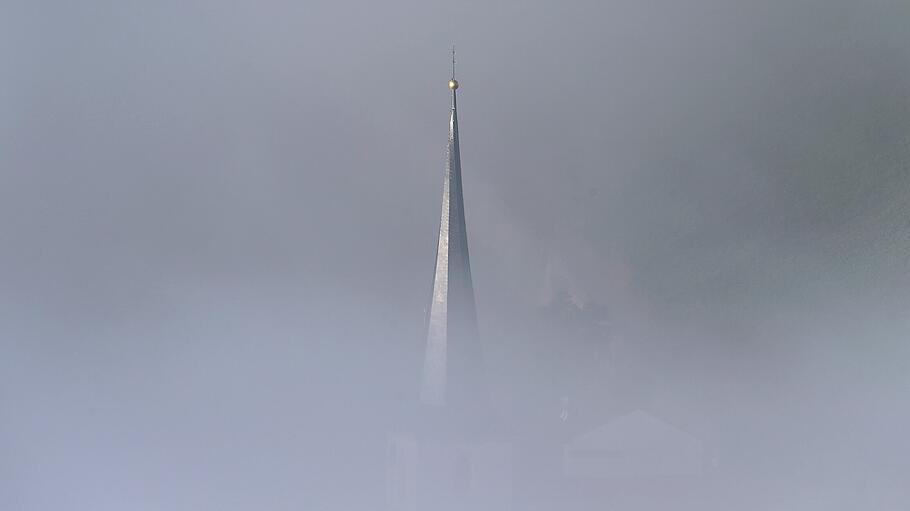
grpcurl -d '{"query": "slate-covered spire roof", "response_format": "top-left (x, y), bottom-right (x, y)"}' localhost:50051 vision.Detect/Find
top-left (420, 49), bottom-right (485, 411)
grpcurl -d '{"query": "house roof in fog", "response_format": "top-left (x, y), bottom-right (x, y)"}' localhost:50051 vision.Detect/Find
top-left (567, 409), bottom-right (702, 450)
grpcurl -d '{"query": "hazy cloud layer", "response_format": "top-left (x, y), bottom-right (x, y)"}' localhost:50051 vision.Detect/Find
top-left (3, 1), bottom-right (909, 509)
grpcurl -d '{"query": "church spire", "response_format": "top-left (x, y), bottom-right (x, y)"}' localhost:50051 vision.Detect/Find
top-left (420, 51), bottom-right (484, 410)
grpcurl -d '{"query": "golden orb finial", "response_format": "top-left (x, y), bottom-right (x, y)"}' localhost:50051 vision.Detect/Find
top-left (448, 79), bottom-right (459, 90)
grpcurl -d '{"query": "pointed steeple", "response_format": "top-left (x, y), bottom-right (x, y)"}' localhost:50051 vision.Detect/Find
top-left (420, 49), bottom-right (485, 410)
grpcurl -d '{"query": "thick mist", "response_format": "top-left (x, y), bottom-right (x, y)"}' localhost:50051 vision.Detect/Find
top-left (2, 0), bottom-right (909, 509)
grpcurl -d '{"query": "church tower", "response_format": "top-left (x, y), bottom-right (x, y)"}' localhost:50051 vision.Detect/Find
top-left (387, 50), bottom-right (511, 511)
top-left (420, 48), bottom-right (485, 412)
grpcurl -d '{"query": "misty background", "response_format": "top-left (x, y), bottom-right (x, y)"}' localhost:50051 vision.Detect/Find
top-left (2, 0), bottom-right (909, 509)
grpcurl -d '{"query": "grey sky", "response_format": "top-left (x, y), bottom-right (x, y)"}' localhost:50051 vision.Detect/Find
top-left (2, 1), bottom-right (910, 509)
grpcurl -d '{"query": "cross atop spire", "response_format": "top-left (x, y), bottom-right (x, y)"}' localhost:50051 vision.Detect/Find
top-left (448, 46), bottom-right (459, 91)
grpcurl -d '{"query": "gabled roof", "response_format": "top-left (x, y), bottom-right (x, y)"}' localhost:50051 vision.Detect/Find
top-left (568, 409), bottom-right (702, 450)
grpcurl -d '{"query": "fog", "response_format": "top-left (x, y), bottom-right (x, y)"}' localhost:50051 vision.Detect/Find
top-left (2, 0), bottom-right (909, 509)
